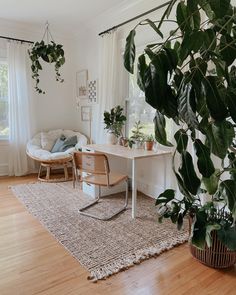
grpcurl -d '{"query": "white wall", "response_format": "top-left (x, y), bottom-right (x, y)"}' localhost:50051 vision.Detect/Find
top-left (0, 19), bottom-right (80, 175)
top-left (75, 0), bottom-right (174, 197)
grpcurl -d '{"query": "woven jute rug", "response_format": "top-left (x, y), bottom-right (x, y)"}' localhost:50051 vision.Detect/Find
top-left (11, 182), bottom-right (188, 281)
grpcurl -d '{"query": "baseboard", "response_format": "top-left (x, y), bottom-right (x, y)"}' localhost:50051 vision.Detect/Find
top-left (0, 163), bottom-right (8, 176)
top-left (136, 178), bottom-right (164, 199)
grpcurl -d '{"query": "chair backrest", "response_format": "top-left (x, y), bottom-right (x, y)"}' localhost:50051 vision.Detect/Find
top-left (73, 151), bottom-right (110, 176)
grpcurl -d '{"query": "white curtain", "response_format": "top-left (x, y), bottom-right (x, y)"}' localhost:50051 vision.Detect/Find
top-left (8, 41), bottom-right (35, 176)
top-left (95, 30), bottom-right (127, 143)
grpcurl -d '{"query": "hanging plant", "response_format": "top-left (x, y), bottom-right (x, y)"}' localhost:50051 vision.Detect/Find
top-left (28, 23), bottom-right (65, 94)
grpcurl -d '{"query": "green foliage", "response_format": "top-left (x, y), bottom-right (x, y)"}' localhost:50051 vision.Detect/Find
top-left (123, 0), bottom-right (236, 250)
top-left (28, 40), bottom-right (65, 94)
top-left (144, 134), bottom-right (155, 142)
top-left (130, 120), bottom-right (145, 141)
top-left (103, 105), bottom-right (126, 137)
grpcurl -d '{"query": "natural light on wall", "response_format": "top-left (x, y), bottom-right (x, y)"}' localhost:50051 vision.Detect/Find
top-left (0, 60), bottom-right (8, 139)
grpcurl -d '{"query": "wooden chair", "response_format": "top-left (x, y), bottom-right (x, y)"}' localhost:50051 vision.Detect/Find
top-left (72, 151), bottom-right (128, 220)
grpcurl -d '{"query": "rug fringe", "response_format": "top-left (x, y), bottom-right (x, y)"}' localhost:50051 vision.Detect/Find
top-left (88, 235), bottom-right (188, 282)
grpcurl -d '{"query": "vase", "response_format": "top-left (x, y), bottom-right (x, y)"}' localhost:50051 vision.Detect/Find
top-left (106, 132), bottom-right (117, 145)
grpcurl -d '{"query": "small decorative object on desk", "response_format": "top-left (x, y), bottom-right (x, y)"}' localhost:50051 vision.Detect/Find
top-left (130, 121), bottom-right (145, 149)
top-left (103, 105), bottom-right (126, 145)
top-left (144, 134), bottom-right (155, 151)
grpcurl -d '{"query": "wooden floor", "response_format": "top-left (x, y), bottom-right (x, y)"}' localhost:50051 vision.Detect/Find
top-left (0, 175), bottom-right (235, 295)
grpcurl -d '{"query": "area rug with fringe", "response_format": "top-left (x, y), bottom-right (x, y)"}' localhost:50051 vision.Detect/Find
top-left (11, 182), bottom-right (188, 281)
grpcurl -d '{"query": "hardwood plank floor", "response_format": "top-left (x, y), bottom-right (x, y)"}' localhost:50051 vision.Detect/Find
top-left (0, 175), bottom-right (235, 295)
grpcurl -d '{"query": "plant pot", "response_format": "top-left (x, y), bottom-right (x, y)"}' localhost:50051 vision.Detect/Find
top-left (145, 141), bottom-right (154, 151)
top-left (190, 231), bottom-right (236, 268)
top-left (118, 137), bottom-right (128, 147)
top-left (106, 132), bottom-right (117, 145)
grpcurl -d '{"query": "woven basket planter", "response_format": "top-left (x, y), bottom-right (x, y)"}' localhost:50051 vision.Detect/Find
top-left (190, 230), bottom-right (236, 268)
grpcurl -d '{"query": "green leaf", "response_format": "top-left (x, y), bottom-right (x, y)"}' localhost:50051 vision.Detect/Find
top-left (204, 76), bottom-right (228, 121)
top-left (198, 0), bottom-right (215, 20)
top-left (154, 111), bottom-right (173, 147)
top-left (179, 151), bottom-right (201, 195)
top-left (220, 34), bottom-right (236, 66)
top-left (205, 224), bottom-right (221, 247)
top-left (176, 2), bottom-right (190, 33)
top-left (205, 120), bottom-right (234, 159)
top-left (226, 88), bottom-right (236, 123)
top-left (218, 226), bottom-right (236, 250)
top-left (194, 139), bottom-right (215, 178)
top-left (209, 0), bottom-right (230, 18)
top-left (145, 19), bottom-right (163, 38)
top-left (155, 189), bottom-right (175, 205)
top-left (178, 83), bottom-right (198, 129)
top-left (177, 213), bottom-right (184, 230)
top-left (187, 0), bottom-right (201, 30)
top-left (190, 211), bottom-right (207, 249)
top-left (219, 180), bottom-right (236, 220)
top-left (174, 129), bottom-right (188, 153)
top-left (202, 169), bottom-right (220, 195)
top-left (137, 54), bottom-right (147, 92)
top-left (157, 0), bottom-right (178, 29)
top-left (124, 29), bottom-right (136, 74)
top-left (175, 172), bottom-right (193, 201)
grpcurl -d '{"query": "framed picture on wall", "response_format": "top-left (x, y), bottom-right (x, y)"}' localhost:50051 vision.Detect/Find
top-left (87, 79), bottom-right (98, 104)
top-left (76, 70), bottom-right (88, 99)
top-left (81, 106), bottom-right (92, 121)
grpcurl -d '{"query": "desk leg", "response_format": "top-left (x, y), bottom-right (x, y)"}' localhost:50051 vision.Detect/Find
top-left (132, 158), bottom-right (137, 219)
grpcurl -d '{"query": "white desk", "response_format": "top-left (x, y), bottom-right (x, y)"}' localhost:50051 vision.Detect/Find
top-left (83, 144), bottom-right (171, 218)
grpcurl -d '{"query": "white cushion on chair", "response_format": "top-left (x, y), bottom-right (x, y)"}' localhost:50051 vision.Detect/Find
top-left (27, 129), bottom-right (87, 162)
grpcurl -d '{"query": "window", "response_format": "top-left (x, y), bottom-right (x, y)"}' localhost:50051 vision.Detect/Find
top-left (126, 59), bottom-right (156, 137)
top-left (0, 60), bottom-right (8, 139)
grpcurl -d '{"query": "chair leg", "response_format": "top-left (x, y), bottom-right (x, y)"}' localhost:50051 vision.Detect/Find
top-left (78, 179), bottom-right (128, 221)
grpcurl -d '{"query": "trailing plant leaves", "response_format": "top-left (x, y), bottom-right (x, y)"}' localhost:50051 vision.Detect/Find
top-left (205, 120), bottom-right (234, 159)
top-left (217, 226), bottom-right (236, 250)
top-left (179, 151), bottom-right (201, 195)
top-left (174, 129), bottom-right (188, 153)
top-left (154, 111), bottom-right (173, 147)
top-left (178, 83), bottom-right (198, 129)
top-left (202, 169), bottom-right (220, 195)
top-left (228, 152), bottom-right (236, 181)
top-left (204, 76), bottom-right (228, 121)
top-left (155, 189), bottom-right (175, 205)
top-left (209, 0), bottom-right (230, 18)
top-left (194, 139), bottom-right (215, 178)
top-left (175, 172), bottom-right (193, 201)
top-left (219, 180), bottom-right (236, 220)
top-left (145, 19), bottom-right (163, 38)
top-left (124, 29), bottom-right (136, 74)
top-left (198, 0), bottom-right (215, 20)
top-left (137, 54), bottom-right (147, 92)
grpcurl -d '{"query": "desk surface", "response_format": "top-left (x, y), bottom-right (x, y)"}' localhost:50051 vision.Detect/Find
top-left (83, 144), bottom-right (171, 160)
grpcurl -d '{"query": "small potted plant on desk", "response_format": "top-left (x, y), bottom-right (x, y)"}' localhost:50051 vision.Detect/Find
top-left (103, 105), bottom-right (126, 145)
top-left (144, 134), bottom-right (155, 151)
top-left (130, 121), bottom-right (145, 149)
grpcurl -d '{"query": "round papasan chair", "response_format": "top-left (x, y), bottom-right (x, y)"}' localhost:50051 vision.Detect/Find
top-left (27, 129), bottom-right (87, 182)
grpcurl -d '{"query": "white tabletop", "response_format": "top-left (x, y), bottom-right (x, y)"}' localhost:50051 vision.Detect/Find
top-left (83, 144), bottom-right (171, 160)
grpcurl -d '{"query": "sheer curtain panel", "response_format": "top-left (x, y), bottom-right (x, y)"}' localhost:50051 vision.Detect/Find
top-left (8, 41), bottom-right (34, 176)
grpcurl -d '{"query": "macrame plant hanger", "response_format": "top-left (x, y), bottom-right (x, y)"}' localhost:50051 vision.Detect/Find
top-left (42, 21), bottom-right (55, 44)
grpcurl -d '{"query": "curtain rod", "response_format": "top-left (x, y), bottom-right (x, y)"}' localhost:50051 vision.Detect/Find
top-left (98, 1), bottom-right (171, 36)
top-left (0, 35), bottom-right (34, 44)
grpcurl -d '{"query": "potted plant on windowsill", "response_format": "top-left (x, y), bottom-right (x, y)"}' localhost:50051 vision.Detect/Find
top-left (144, 134), bottom-right (155, 151)
top-left (130, 120), bottom-right (145, 149)
top-left (124, 0), bottom-right (236, 268)
top-left (103, 105), bottom-right (126, 145)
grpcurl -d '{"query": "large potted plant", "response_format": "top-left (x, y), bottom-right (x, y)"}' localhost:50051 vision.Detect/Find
top-left (103, 105), bottom-right (126, 144)
top-left (124, 0), bottom-right (236, 268)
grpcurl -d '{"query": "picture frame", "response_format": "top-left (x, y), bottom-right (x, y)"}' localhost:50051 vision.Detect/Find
top-left (76, 70), bottom-right (88, 99)
top-left (87, 79), bottom-right (98, 104)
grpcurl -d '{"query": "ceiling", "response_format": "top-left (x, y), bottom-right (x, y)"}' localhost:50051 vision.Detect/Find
top-left (0, 0), bottom-right (130, 36)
